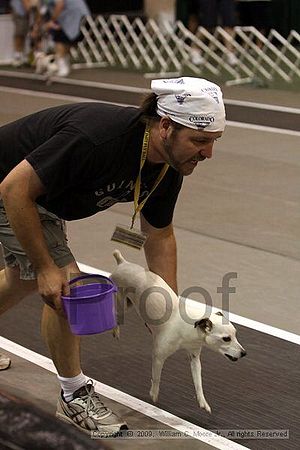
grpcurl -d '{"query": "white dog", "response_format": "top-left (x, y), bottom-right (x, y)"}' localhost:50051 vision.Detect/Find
top-left (34, 51), bottom-right (58, 77)
top-left (111, 250), bottom-right (246, 413)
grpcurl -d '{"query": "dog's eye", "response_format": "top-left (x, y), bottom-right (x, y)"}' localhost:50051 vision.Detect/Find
top-left (223, 337), bottom-right (231, 342)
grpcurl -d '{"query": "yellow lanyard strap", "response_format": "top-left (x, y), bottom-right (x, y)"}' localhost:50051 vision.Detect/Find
top-left (131, 122), bottom-right (169, 229)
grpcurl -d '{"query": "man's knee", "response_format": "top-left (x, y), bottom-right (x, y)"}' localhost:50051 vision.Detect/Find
top-left (0, 267), bottom-right (37, 314)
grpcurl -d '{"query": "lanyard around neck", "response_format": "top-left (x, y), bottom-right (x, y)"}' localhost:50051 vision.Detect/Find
top-left (131, 122), bottom-right (169, 229)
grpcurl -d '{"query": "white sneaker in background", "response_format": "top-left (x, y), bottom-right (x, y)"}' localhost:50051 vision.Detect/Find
top-left (56, 57), bottom-right (71, 77)
top-left (12, 52), bottom-right (27, 67)
top-left (190, 48), bottom-right (204, 65)
top-left (226, 52), bottom-right (238, 66)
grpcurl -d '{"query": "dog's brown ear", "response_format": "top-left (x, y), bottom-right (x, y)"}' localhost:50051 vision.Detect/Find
top-left (194, 318), bottom-right (213, 333)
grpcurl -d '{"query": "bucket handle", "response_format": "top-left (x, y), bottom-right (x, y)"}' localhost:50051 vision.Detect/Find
top-left (69, 274), bottom-right (117, 292)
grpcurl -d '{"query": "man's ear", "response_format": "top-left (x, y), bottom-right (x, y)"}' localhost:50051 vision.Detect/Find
top-left (194, 318), bottom-right (213, 333)
top-left (159, 116), bottom-right (171, 139)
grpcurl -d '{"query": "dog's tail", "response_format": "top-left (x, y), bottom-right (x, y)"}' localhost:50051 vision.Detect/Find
top-left (113, 249), bottom-right (126, 265)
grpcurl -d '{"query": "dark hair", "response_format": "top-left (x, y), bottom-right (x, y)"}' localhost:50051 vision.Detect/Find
top-left (140, 93), bottom-right (184, 130)
top-left (140, 93), bottom-right (160, 122)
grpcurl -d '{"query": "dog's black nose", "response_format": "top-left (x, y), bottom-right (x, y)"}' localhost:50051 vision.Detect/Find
top-left (241, 350), bottom-right (247, 358)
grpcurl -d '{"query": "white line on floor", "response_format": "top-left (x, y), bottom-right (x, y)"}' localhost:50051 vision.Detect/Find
top-left (0, 335), bottom-right (248, 450)
top-left (51, 75), bottom-right (150, 93)
top-left (0, 86), bottom-right (299, 137)
top-left (0, 85), bottom-right (132, 107)
top-left (226, 120), bottom-right (300, 137)
top-left (0, 70), bottom-right (150, 93)
top-left (224, 99), bottom-right (300, 114)
top-left (78, 262), bottom-right (300, 346)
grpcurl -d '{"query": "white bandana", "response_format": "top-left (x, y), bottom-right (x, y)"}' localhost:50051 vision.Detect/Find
top-left (151, 77), bottom-right (226, 132)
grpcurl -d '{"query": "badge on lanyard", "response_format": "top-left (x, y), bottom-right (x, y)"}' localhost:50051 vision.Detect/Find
top-left (111, 121), bottom-right (169, 250)
top-left (111, 224), bottom-right (148, 250)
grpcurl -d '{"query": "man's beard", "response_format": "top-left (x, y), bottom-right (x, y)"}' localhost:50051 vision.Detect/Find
top-left (163, 138), bottom-right (180, 172)
top-left (162, 134), bottom-right (204, 176)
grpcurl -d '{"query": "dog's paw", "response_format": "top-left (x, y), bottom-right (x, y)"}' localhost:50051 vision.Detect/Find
top-left (112, 326), bottom-right (120, 339)
top-left (198, 398), bottom-right (211, 414)
top-left (150, 383), bottom-right (159, 403)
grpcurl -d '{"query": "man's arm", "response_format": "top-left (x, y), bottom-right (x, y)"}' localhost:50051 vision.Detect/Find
top-left (22, 0), bottom-right (32, 12)
top-left (50, 0), bottom-right (64, 21)
top-left (43, 0), bottom-right (64, 31)
top-left (0, 160), bottom-right (69, 312)
top-left (140, 213), bottom-right (178, 294)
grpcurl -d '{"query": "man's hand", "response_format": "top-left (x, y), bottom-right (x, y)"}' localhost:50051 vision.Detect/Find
top-left (44, 20), bottom-right (61, 31)
top-left (37, 264), bottom-right (70, 315)
top-left (141, 214), bottom-right (178, 293)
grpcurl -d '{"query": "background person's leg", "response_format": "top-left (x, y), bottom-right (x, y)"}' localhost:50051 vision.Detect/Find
top-left (0, 266), bottom-right (37, 315)
top-left (0, 265), bottom-right (37, 369)
top-left (219, 0), bottom-right (238, 65)
top-left (12, 14), bottom-right (29, 66)
top-left (51, 29), bottom-right (71, 77)
top-left (197, 0), bottom-right (217, 28)
top-left (55, 42), bottom-right (71, 77)
top-left (189, 0), bottom-right (217, 65)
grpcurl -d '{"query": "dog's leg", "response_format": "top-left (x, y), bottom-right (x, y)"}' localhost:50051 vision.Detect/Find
top-left (189, 352), bottom-right (211, 413)
top-left (150, 333), bottom-right (178, 403)
top-left (150, 350), bottom-right (167, 403)
top-left (112, 288), bottom-right (126, 339)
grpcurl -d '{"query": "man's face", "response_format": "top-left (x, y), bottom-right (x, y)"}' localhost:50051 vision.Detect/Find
top-left (162, 124), bottom-right (222, 176)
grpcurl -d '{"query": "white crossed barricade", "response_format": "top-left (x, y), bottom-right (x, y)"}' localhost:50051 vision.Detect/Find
top-left (70, 15), bottom-right (300, 86)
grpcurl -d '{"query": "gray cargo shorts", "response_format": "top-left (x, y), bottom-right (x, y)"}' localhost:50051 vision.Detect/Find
top-left (0, 200), bottom-right (75, 280)
top-left (12, 13), bottom-right (29, 38)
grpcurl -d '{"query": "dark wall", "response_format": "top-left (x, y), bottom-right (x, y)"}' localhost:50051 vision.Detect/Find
top-left (271, 0), bottom-right (300, 34)
top-left (0, 0), bottom-right (10, 13)
top-left (86, 0), bottom-right (143, 15)
top-left (176, 0), bottom-right (300, 34)
top-left (0, 0), bottom-right (144, 15)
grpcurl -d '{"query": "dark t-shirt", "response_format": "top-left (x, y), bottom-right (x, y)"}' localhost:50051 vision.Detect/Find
top-left (0, 102), bottom-right (183, 228)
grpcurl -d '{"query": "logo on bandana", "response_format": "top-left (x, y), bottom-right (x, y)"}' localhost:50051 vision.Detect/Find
top-left (175, 93), bottom-right (191, 105)
top-left (163, 78), bottom-right (184, 84)
top-left (210, 94), bottom-right (219, 104)
top-left (201, 87), bottom-right (220, 104)
top-left (189, 115), bottom-right (215, 128)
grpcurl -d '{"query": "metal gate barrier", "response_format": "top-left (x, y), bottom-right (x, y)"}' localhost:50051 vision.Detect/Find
top-left (71, 15), bottom-right (299, 85)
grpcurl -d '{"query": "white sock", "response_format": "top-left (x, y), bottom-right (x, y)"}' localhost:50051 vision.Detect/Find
top-left (57, 372), bottom-right (87, 402)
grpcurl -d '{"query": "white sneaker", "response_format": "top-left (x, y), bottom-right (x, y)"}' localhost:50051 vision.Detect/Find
top-left (56, 380), bottom-right (128, 436)
top-left (56, 57), bottom-right (70, 77)
top-left (0, 353), bottom-right (11, 370)
top-left (227, 52), bottom-right (238, 66)
top-left (190, 48), bottom-right (204, 65)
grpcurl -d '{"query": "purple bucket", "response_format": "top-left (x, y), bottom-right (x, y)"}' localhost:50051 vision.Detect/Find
top-left (62, 274), bottom-right (117, 335)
